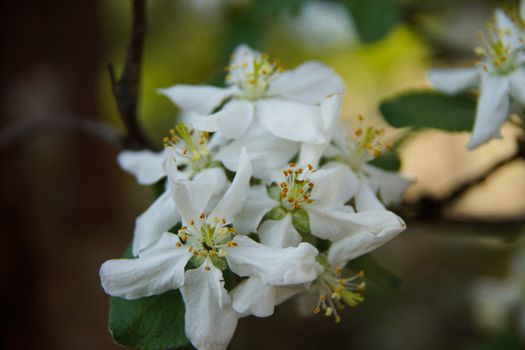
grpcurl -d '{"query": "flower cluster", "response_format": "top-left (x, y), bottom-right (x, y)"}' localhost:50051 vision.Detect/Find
top-left (101, 45), bottom-right (410, 350)
top-left (428, 1), bottom-right (525, 149)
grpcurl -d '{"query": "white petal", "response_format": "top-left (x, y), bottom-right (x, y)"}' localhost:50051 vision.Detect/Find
top-left (494, 10), bottom-right (521, 49)
top-left (427, 67), bottom-right (481, 94)
top-left (215, 120), bottom-right (299, 174)
top-left (162, 147), bottom-right (182, 183)
top-left (362, 164), bottom-right (412, 206)
top-left (181, 261), bottom-right (238, 350)
top-left (268, 61), bottom-right (345, 105)
top-left (298, 142), bottom-right (328, 168)
top-left (468, 72), bottom-right (510, 149)
top-left (509, 69), bottom-right (525, 105)
top-left (231, 277), bottom-right (276, 317)
top-left (327, 217), bottom-right (406, 266)
top-left (232, 277), bottom-right (303, 318)
top-left (309, 163), bottom-right (358, 208)
top-left (158, 85), bottom-right (236, 114)
top-left (191, 100), bottom-right (254, 139)
top-left (307, 206), bottom-right (405, 241)
top-left (225, 235), bottom-right (320, 285)
top-left (100, 233), bottom-right (191, 299)
top-left (172, 167), bottom-right (228, 223)
top-left (255, 99), bottom-right (328, 143)
top-left (209, 149), bottom-right (252, 223)
top-left (117, 150), bottom-right (165, 185)
top-left (258, 214), bottom-right (302, 248)
top-left (354, 180), bottom-right (386, 211)
top-left (234, 185), bottom-right (278, 234)
top-left (132, 188), bottom-right (181, 256)
top-left (297, 93), bottom-right (344, 166)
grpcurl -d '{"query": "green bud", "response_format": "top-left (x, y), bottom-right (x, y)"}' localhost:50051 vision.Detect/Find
top-left (267, 185), bottom-right (281, 201)
top-left (292, 208), bottom-right (310, 234)
top-left (266, 206), bottom-right (287, 220)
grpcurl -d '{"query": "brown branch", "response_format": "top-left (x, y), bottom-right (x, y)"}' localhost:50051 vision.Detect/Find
top-left (402, 137), bottom-right (525, 219)
top-left (109, 0), bottom-right (152, 150)
top-left (0, 114), bottom-right (122, 151)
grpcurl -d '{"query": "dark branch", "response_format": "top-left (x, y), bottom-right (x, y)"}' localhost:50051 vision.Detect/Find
top-left (109, 0), bottom-right (152, 150)
top-left (0, 114), bottom-right (122, 151)
top-left (402, 137), bottom-right (525, 219)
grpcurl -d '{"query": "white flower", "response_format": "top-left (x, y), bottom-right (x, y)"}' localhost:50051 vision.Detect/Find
top-left (117, 124), bottom-right (228, 256)
top-left (159, 44), bottom-right (345, 145)
top-left (232, 160), bottom-right (406, 319)
top-left (428, 9), bottom-right (525, 149)
top-left (323, 120), bottom-right (412, 211)
top-left (236, 162), bottom-right (406, 251)
top-left (100, 150), bottom-right (321, 350)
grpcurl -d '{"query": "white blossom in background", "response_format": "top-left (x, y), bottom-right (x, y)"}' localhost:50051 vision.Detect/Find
top-left (101, 151), bottom-right (321, 350)
top-left (428, 8), bottom-right (525, 149)
top-left (159, 44), bottom-right (345, 165)
top-left (117, 124), bottom-right (228, 256)
top-left (284, 0), bottom-right (358, 52)
top-left (471, 246), bottom-right (525, 340)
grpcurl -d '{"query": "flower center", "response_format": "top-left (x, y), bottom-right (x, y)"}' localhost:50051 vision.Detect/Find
top-left (163, 123), bottom-right (212, 173)
top-left (337, 116), bottom-right (391, 172)
top-left (476, 22), bottom-right (525, 75)
top-left (279, 163), bottom-right (316, 211)
top-left (226, 50), bottom-right (284, 100)
top-left (176, 213), bottom-right (237, 270)
top-left (313, 259), bottom-right (365, 323)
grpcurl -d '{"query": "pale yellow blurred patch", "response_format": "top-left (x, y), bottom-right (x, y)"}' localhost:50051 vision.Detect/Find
top-left (328, 26), bottom-right (429, 131)
top-left (402, 124), bottom-right (525, 219)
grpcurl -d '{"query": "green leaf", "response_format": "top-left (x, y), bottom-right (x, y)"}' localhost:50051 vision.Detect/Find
top-left (347, 255), bottom-right (402, 292)
top-left (107, 246), bottom-right (189, 350)
top-left (368, 150), bottom-right (401, 171)
top-left (380, 91), bottom-right (477, 132)
top-left (109, 291), bottom-right (189, 350)
top-left (342, 0), bottom-right (401, 43)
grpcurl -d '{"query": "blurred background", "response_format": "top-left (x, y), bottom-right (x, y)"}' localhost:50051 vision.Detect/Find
top-left (1, 0), bottom-right (525, 349)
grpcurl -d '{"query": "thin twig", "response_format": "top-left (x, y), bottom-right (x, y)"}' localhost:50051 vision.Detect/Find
top-left (109, 0), bottom-right (152, 150)
top-left (0, 114), bottom-right (122, 151)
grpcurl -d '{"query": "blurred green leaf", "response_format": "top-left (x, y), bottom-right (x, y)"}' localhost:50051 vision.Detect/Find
top-left (369, 150), bottom-right (401, 171)
top-left (342, 0), bottom-right (401, 43)
top-left (108, 246), bottom-right (189, 350)
top-left (380, 91), bottom-right (476, 131)
top-left (347, 255), bottom-right (403, 292)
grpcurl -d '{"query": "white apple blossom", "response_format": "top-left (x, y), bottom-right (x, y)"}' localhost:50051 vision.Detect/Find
top-left (230, 161), bottom-right (406, 320)
top-left (323, 119), bottom-right (412, 211)
top-left (236, 162), bottom-right (406, 249)
top-left (117, 124), bottom-right (228, 256)
top-left (101, 150), bottom-right (321, 350)
top-left (159, 44), bottom-right (345, 146)
top-left (428, 9), bottom-right (525, 149)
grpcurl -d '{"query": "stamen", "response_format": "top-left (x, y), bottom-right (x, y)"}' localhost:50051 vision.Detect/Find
top-left (278, 163), bottom-right (317, 211)
top-left (226, 49), bottom-right (283, 100)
